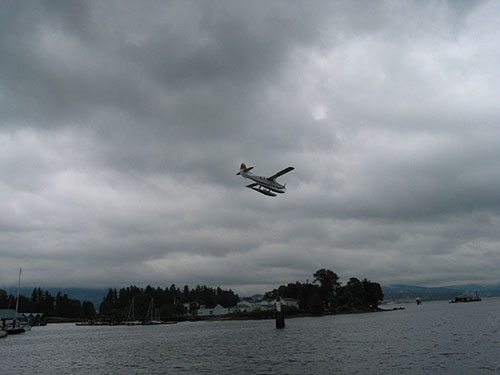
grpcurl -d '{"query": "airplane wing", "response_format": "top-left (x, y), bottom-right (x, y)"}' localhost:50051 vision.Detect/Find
top-left (269, 167), bottom-right (294, 180)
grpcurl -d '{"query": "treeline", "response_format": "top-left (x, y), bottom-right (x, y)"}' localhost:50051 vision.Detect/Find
top-left (0, 288), bottom-right (96, 319)
top-left (0, 269), bottom-right (383, 320)
top-left (99, 284), bottom-right (240, 319)
top-left (264, 269), bottom-right (384, 314)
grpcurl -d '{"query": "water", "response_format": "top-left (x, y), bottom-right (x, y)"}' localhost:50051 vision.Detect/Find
top-left (2, 298), bottom-right (499, 374)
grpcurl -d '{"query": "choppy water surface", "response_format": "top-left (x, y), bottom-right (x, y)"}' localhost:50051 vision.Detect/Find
top-left (2, 298), bottom-right (500, 374)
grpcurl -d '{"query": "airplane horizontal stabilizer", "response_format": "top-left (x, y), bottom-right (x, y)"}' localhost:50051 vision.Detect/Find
top-left (237, 165), bottom-right (254, 175)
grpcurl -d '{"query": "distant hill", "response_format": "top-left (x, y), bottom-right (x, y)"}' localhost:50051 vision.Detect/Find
top-left (382, 284), bottom-right (500, 302)
top-left (439, 283), bottom-right (500, 292)
top-left (3, 286), bottom-right (108, 308)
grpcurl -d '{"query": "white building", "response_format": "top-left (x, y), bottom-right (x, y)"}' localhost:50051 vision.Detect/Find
top-left (281, 298), bottom-right (298, 308)
top-left (228, 297), bottom-right (299, 313)
top-left (229, 300), bottom-right (254, 313)
top-left (196, 304), bottom-right (229, 317)
top-left (256, 300), bottom-right (275, 311)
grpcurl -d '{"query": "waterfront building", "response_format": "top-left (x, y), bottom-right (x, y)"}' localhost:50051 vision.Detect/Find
top-left (196, 304), bottom-right (229, 317)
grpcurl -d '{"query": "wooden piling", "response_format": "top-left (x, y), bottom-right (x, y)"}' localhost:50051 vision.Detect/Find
top-left (275, 311), bottom-right (285, 329)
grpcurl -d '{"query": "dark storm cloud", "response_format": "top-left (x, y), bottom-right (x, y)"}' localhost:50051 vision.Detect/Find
top-left (1, 0), bottom-right (500, 293)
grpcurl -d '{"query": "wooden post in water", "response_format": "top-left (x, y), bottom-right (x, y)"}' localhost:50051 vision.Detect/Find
top-left (275, 296), bottom-right (285, 329)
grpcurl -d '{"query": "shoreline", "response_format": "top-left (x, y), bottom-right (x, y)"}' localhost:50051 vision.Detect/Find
top-left (44, 306), bottom-right (406, 325)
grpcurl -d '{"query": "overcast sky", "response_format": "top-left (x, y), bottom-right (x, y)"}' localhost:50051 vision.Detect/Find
top-left (1, 0), bottom-right (500, 295)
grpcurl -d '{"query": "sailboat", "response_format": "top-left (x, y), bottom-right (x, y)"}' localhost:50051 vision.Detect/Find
top-left (144, 298), bottom-right (162, 325)
top-left (125, 297), bottom-right (142, 325)
top-left (0, 318), bottom-right (7, 338)
top-left (6, 268), bottom-right (29, 334)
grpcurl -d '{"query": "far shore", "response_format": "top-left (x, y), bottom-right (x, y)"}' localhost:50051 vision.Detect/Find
top-left (43, 306), bottom-right (405, 325)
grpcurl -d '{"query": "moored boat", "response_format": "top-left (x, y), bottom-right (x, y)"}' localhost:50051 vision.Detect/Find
top-left (4, 318), bottom-right (25, 335)
top-left (7, 327), bottom-right (25, 335)
top-left (450, 291), bottom-right (481, 303)
top-left (124, 297), bottom-right (143, 325)
top-left (2, 268), bottom-right (30, 335)
top-left (143, 298), bottom-right (162, 325)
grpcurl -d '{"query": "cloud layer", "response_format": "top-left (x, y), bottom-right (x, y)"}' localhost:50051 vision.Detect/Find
top-left (1, 0), bottom-right (500, 294)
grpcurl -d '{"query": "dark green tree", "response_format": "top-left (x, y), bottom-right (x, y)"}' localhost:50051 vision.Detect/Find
top-left (31, 288), bottom-right (42, 309)
top-left (54, 293), bottom-right (82, 318)
top-left (183, 285), bottom-right (190, 300)
top-left (99, 289), bottom-right (117, 316)
top-left (313, 269), bottom-right (341, 309)
top-left (361, 279), bottom-right (384, 309)
top-left (41, 290), bottom-right (55, 316)
top-left (337, 277), bottom-right (364, 308)
top-left (0, 289), bottom-right (8, 309)
top-left (336, 278), bottom-right (384, 310)
top-left (187, 302), bottom-right (197, 316)
top-left (17, 295), bottom-right (33, 312)
top-left (82, 301), bottom-right (96, 319)
top-left (309, 294), bottom-right (324, 315)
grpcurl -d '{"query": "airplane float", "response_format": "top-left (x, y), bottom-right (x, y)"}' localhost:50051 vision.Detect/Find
top-left (236, 163), bottom-right (294, 197)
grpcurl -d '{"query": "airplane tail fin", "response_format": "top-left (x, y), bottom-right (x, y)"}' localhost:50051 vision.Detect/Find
top-left (237, 163), bottom-right (245, 175)
top-left (237, 163), bottom-right (253, 175)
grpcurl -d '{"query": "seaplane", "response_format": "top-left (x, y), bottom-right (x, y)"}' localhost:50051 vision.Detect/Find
top-left (236, 163), bottom-right (294, 197)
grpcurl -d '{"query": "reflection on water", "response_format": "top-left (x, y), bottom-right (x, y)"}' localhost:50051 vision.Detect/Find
top-left (1, 298), bottom-right (500, 374)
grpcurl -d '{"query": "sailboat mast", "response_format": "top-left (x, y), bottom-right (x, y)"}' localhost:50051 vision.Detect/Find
top-left (15, 268), bottom-right (22, 313)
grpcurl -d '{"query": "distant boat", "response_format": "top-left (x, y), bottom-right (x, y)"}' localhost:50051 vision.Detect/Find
top-left (0, 329), bottom-right (7, 338)
top-left (144, 298), bottom-right (162, 325)
top-left (125, 297), bottom-right (142, 326)
top-left (6, 268), bottom-right (29, 334)
top-left (450, 291), bottom-right (481, 303)
top-left (4, 315), bottom-right (25, 335)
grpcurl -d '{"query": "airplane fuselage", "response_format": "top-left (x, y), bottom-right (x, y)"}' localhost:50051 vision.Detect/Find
top-left (239, 171), bottom-right (285, 193)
